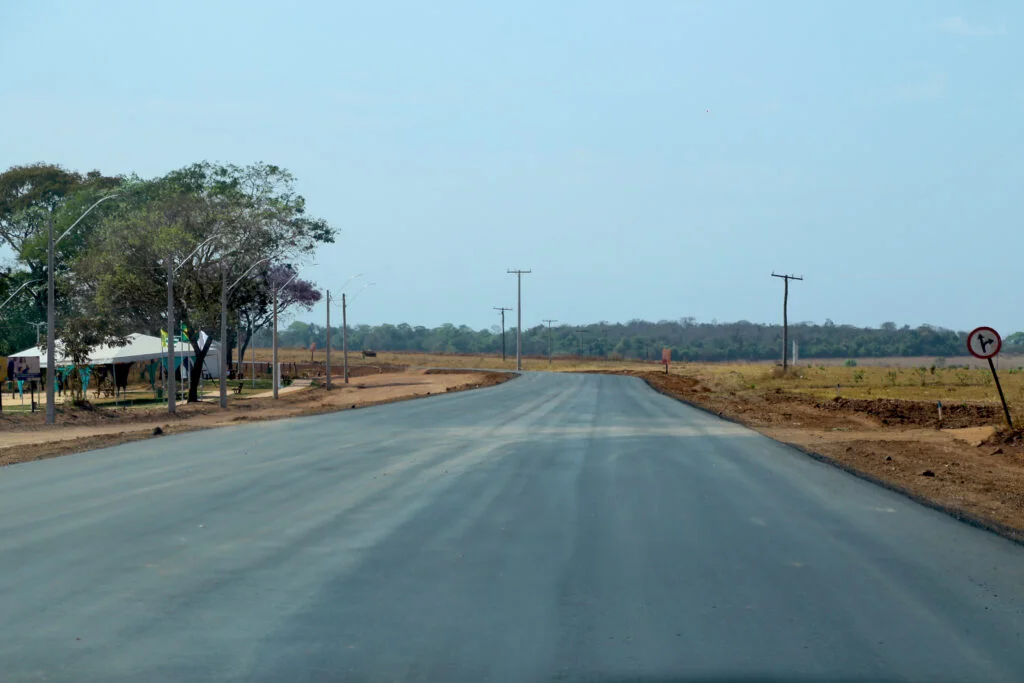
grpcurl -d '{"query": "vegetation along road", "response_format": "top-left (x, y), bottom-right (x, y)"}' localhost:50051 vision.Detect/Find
top-left (2, 372), bottom-right (1023, 682)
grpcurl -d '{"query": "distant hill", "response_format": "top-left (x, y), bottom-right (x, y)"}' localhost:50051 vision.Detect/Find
top-left (255, 319), bottom-right (1024, 362)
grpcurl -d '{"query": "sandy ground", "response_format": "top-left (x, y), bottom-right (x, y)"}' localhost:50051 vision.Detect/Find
top-left (610, 370), bottom-right (1024, 541)
top-left (0, 370), bottom-right (510, 467)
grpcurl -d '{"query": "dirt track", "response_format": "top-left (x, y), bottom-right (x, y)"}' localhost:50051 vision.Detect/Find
top-left (616, 370), bottom-right (1024, 540)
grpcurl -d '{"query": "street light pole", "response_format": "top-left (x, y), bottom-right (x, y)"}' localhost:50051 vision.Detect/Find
top-left (45, 217), bottom-right (55, 424)
top-left (342, 292), bottom-right (348, 384)
top-left (272, 284), bottom-right (279, 399)
top-left (167, 259), bottom-right (176, 413)
top-left (45, 194), bottom-right (121, 424)
top-left (272, 269), bottom-right (300, 399)
top-left (0, 280), bottom-right (42, 315)
top-left (325, 290), bottom-right (332, 389)
top-left (219, 264), bottom-right (228, 408)
top-left (218, 256), bottom-right (270, 408)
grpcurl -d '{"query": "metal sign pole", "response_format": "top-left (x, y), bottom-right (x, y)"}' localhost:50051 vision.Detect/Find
top-left (967, 326), bottom-right (1013, 430)
top-left (987, 357), bottom-right (1013, 429)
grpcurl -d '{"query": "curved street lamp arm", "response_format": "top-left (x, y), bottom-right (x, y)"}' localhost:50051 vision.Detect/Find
top-left (348, 282), bottom-right (375, 305)
top-left (174, 234), bottom-right (222, 274)
top-left (55, 194), bottom-right (120, 245)
top-left (0, 279), bottom-right (42, 314)
top-left (229, 257), bottom-right (272, 292)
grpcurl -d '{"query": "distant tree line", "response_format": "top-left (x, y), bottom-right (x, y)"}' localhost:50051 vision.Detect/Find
top-left (253, 318), bottom-right (1024, 361)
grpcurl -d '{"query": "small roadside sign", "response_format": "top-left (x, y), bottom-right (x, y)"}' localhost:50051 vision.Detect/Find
top-left (967, 326), bottom-right (1001, 360)
top-left (12, 356), bottom-right (40, 381)
top-left (661, 348), bottom-right (671, 374)
top-left (966, 326), bottom-right (1013, 429)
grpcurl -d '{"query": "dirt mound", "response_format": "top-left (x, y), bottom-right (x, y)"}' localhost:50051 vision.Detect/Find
top-left (424, 369), bottom-right (482, 375)
top-left (984, 427), bottom-right (1024, 448)
top-left (813, 397), bottom-right (997, 429)
top-left (345, 364), bottom-right (407, 378)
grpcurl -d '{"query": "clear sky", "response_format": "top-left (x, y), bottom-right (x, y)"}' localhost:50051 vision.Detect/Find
top-left (2, 1), bottom-right (1021, 333)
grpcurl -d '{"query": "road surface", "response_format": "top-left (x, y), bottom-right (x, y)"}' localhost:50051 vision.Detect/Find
top-left (1, 373), bottom-right (1022, 682)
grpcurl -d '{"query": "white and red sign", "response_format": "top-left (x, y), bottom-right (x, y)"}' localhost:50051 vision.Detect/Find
top-left (967, 326), bottom-right (1001, 360)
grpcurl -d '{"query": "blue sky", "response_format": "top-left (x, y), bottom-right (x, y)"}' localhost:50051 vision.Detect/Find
top-left (2, 1), bottom-right (1021, 333)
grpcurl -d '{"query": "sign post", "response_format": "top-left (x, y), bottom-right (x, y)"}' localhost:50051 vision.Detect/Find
top-left (12, 357), bottom-right (41, 414)
top-left (967, 326), bottom-right (1013, 429)
top-left (661, 348), bottom-right (671, 374)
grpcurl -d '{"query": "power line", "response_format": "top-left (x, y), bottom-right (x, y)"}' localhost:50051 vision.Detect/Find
top-left (771, 272), bottom-right (803, 372)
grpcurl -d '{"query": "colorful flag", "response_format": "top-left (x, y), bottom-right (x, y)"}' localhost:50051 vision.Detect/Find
top-left (160, 329), bottom-right (168, 349)
top-left (180, 324), bottom-right (189, 343)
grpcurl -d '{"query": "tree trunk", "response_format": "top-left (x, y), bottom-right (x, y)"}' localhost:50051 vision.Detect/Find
top-left (238, 327), bottom-right (251, 369)
top-left (187, 335), bottom-right (214, 402)
top-left (227, 328), bottom-right (234, 373)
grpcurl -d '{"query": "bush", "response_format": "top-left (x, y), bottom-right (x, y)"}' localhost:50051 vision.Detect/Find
top-left (844, 359), bottom-right (857, 367)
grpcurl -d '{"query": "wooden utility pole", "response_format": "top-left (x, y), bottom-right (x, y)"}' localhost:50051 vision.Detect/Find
top-left (494, 306), bottom-right (512, 362)
top-left (771, 273), bottom-right (803, 372)
top-left (543, 319), bottom-right (558, 365)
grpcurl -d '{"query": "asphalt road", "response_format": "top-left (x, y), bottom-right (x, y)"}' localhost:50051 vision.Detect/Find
top-left (2, 372), bottom-right (1023, 682)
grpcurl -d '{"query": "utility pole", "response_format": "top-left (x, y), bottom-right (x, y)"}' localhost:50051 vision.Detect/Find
top-left (543, 319), bottom-right (557, 365)
top-left (44, 194), bottom-right (120, 423)
top-left (494, 306), bottom-right (512, 362)
top-left (771, 272), bottom-right (803, 372)
top-left (272, 284), bottom-right (279, 399)
top-left (342, 292), bottom-right (349, 383)
top-left (272, 268), bottom-right (300, 399)
top-left (219, 264), bottom-right (228, 408)
top-left (507, 269), bottom-right (531, 371)
top-left (325, 290), bottom-right (332, 389)
top-left (45, 217), bottom-right (55, 424)
top-left (167, 259), bottom-right (176, 413)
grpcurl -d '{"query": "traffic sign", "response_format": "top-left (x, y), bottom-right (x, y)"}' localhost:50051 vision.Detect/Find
top-left (967, 326), bottom-right (1002, 360)
top-left (967, 326), bottom-right (1013, 428)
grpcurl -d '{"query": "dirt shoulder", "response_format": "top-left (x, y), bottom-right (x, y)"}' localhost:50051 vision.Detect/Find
top-left (0, 370), bottom-right (512, 467)
top-left (611, 370), bottom-right (1024, 542)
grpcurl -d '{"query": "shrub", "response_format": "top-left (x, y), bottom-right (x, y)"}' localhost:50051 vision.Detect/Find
top-left (844, 359), bottom-right (857, 367)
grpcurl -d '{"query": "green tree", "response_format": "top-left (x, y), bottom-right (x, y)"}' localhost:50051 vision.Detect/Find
top-left (76, 162), bottom-right (335, 402)
top-left (0, 163), bottom-right (120, 329)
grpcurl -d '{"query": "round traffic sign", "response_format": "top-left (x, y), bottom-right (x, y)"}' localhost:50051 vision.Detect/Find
top-left (967, 326), bottom-right (1002, 360)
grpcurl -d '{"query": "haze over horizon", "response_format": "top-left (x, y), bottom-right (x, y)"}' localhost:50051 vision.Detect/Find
top-left (3, 1), bottom-right (1021, 334)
